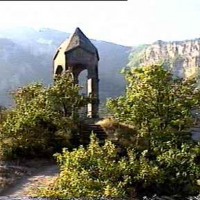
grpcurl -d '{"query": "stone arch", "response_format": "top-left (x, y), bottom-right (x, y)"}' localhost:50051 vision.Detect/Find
top-left (55, 65), bottom-right (63, 75)
top-left (78, 69), bottom-right (88, 96)
top-left (53, 27), bottom-right (99, 118)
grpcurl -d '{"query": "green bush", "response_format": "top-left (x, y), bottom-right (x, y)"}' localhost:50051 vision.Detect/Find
top-left (105, 64), bottom-right (200, 196)
top-left (129, 142), bottom-right (200, 197)
top-left (36, 134), bottom-right (137, 199)
top-left (107, 64), bottom-right (200, 150)
top-left (0, 72), bottom-right (88, 160)
top-left (155, 142), bottom-right (200, 196)
top-left (35, 135), bottom-right (200, 199)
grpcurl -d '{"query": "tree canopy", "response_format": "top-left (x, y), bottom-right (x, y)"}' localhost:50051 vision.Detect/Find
top-left (0, 72), bottom-right (88, 159)
top-left (105, 64), bottom-right (200, 196)
top-left (107, 64), bottom-right (200, 148)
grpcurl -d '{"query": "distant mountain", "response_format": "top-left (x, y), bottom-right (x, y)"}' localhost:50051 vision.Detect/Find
top-left (128, 39), bottom-right (200, 79)
top-left (0, 27), bottom-right (132, 107)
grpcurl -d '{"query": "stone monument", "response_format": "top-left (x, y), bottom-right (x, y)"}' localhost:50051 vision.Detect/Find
top-left (53, 27), bottom-right (99, 118)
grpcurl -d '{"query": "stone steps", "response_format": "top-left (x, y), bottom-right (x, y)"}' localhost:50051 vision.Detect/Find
top-left (79, 124), bottom-right (107, 145)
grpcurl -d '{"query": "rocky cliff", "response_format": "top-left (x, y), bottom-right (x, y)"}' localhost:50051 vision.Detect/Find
top-left (129, 38), bottom-right (200, 79)
top-left (128, 39), bottom-right (200, 141)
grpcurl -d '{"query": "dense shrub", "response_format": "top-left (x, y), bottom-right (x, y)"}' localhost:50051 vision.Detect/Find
top-left (36, 134), bottom-right (136, 199)
top-left (0, 72), bottom-right (88, 160)
top-left (155, 142), bottom-right (200, 196)
top-left (104, 64), bottom-right (200, 197)
top-left (35, 64), bottom-right (200, 198)
top-left (107, 64), bottom-right (200, 149)
top-left (35, 135), bottom-right (200, 199)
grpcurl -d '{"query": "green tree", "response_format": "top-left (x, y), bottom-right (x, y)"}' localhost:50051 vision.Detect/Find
top-left (107, 64), bottom-right (200, 150)
top-left (34, 65), bottom-right (200, 198)
top-left (0, 72), bottom-right (88, 159)
top-left (106, 64), bottom-right (200, 196)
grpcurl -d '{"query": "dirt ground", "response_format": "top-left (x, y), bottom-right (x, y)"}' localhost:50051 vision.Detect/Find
top-left (0, 159), bottom-right (58, 198)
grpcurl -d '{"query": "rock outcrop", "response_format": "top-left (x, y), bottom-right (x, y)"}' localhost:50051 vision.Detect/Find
top-left (130, 38), bottom-right (200, 79)
top-left (129, 39), bottom-right (200, 141)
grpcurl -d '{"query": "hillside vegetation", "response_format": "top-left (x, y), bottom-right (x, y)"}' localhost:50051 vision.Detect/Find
top-left (0, 28), bottom-right (200, 199)
top-left (0, 72), bottom-right (88, 160)
top-left (32, 64), bottom-right (200, 199)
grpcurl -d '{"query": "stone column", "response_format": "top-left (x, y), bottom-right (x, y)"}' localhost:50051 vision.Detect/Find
top-left (87, 66), bottom-right (99, 118)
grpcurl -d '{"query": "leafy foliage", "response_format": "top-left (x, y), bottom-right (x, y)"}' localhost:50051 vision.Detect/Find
top-left (105, 64), bottom-right (200, 196)
top-left (107, 64), bottom-right (200, 149)
top-left (36, 135), bottom-right (200, 198)
top-left (35, 134), bottom-right (135, 199)
top-left (155, 142), bottom-right (200, 195)
top-left (0, 72), bottom-right (88, 159)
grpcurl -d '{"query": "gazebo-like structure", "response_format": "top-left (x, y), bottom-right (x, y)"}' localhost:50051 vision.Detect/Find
top-left (53, 27), bottom-right (99, 118)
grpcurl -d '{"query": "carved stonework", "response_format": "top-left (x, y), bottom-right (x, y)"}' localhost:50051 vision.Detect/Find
top-left (53, 27), bottom-right (99, 118)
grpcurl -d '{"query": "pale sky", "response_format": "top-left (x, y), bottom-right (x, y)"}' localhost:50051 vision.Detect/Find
top-left (0, 0), bottom-right (200, 46)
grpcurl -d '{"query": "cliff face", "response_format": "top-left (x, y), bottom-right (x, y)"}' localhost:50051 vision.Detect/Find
top-left (129, 39), bottom-right (200, 141)
top-left (130, 39), bottom-right (200, 79)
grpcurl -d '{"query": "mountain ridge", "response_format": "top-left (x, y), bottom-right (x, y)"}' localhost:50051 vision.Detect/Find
top-left (128, 37), bottom-right (200, 79)
top-left (1, 27), bottom-right (200, 108)
top-left (0, 27), bottom-right (131, 107)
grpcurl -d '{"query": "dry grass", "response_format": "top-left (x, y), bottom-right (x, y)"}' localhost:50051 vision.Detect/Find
top-left (96, 117), bottom-right (118, 130)
top-left (25, 176), bottom-right (58, 197)
top-left (96, 117), bottom-right (136, 129)
top-left (96, 117), bottom-right (147, 149)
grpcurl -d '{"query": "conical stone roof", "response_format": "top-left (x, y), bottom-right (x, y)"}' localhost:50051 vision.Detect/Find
top-left (64, 27), bottom-right (99, 59)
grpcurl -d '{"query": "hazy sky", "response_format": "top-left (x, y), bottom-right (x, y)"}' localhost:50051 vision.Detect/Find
top-left (0, 0), bottom-right (200, 46)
